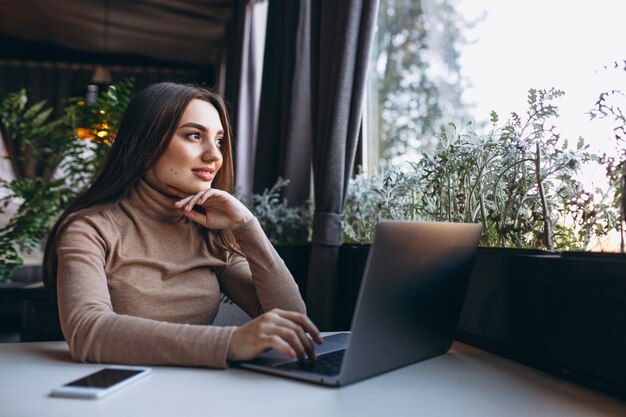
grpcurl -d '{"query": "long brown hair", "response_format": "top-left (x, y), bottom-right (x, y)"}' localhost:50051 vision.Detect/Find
top-left (44, 82), bottom-right (237, 293)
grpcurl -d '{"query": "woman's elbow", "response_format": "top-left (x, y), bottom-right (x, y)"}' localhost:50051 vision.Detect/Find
top-left (60, 311), bottom-right (108, 363)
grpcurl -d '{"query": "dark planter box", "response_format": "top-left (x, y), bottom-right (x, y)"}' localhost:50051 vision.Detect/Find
top-left (456, 247), bottom-right (626, 400)
top-left (0, 265), bottom-right (63, 343)
top-left (335, 244), bottom-right (371, 330)
top-left (275, 243), bottom-right (312, 300)
top-left (0, 265), bottom-right (45, 316)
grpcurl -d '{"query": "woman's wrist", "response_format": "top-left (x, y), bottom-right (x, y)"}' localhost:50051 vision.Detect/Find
top-left (230, 213), bottom-right (254, 230)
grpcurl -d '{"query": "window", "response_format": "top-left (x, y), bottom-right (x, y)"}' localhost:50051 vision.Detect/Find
top-left (362, 0), bottom-right (626, 250)
top-left (365, 0), bottom-right (471, 170)
top-left (365, 0), bottom-right (626, 170)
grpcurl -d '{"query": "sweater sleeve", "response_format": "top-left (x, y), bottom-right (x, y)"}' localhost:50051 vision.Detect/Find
top-left (56, 215), bottom-right (235, 369)
top-left (216, 218), bottom-right (306, 317)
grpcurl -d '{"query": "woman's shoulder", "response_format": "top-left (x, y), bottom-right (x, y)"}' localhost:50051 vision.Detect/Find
top-left (58, 204), bottom-right (119, 241)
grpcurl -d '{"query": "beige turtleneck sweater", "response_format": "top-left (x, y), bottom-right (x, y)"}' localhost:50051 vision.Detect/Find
top-left (55, 180), bottom-right (305, 369)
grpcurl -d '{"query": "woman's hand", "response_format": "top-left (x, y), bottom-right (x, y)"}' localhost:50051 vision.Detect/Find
top-left (227, 309), bottom-right (324, 362)
top-left (168, 186), bottom-right (254, 230)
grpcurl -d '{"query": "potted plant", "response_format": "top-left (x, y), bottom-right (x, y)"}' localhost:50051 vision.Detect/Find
top-left (0, 80), bottom-right (133, 283)
top-left (340, 87), bottom-right (626, 398)
top-left (0, 80), bottom-right (133, 341)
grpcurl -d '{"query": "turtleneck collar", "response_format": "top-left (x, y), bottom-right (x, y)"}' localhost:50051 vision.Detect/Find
top-left (127, 179), bottom-right (187, 223)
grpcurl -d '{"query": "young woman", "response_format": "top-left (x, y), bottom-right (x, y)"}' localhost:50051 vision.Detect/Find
top-left (43, 82), bottom-right (322, 369)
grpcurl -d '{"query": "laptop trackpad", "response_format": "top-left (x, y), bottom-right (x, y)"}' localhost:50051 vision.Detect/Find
top-left (247, 332), bottom-right (350, 366)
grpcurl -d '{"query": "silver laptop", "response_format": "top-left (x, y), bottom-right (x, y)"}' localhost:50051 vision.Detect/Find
top-left (233, 221), bottom-right (482, 387)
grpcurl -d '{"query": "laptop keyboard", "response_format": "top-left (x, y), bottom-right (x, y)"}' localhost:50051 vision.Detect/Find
top-left (275, 349), bottom-right (346, 376)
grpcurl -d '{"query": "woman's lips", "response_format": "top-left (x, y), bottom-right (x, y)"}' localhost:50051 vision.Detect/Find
top-left (191, 168), bottom-right (215, 181)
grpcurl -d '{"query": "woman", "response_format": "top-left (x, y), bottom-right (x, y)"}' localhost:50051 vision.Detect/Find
top-left (43, 82), bottom-right (322, 368)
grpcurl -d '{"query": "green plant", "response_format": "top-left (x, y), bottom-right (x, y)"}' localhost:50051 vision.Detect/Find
top-left (343, 165), bottom-right (422, 244)
top-left (496, 89), bottom-right (593, 249)
top-left (239, 178), bottom-right (313, 246)
top-left (420, 89), bottom-right (611, 250)
top-left (0, 80), bottom-right (134, 282)
top-left (344, 88), bottom-right (614, 250)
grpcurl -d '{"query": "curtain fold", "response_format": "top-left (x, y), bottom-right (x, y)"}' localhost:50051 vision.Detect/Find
top-left (235, 0), bottom-right (264, 196)
top-left (306, 0), bottom-right (379, 330)
top-left (253, 0), bottom-right (311, 205)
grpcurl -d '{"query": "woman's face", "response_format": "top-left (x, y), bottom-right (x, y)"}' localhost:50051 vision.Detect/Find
top-left (145, 99), bottom-right (224, 195)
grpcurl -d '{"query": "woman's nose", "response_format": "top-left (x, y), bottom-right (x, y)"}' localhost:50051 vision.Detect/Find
top-left (201, 142), bottom-right (220, 162)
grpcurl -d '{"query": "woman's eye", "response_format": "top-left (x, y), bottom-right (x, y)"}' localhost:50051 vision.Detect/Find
top-left (187, 132), bottom-right (201, 140)
top-left (216, 137), bottom-right (224, 147)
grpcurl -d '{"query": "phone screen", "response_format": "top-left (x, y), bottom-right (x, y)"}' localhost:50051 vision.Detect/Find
top-left (65, 368), bottom-right (145, 388)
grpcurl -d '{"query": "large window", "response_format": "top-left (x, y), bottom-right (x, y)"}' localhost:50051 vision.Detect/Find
top-left (362, 0), bottom-right (626, 250)
top-left (366, 0), bottom-right (626, 169)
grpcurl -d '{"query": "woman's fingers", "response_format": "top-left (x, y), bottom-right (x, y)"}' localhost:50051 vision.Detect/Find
top-left (197, 190), bottom-right (212, 206)
top-left (274, 309), bottom-right (324, 345)
top-left (184, 190), bottom-right (210, 211)
top-left (180, 208), bottom-right (205, 225)
top-left (268, 316), bottom-right (313, 361)
top-left (261, 309), bottom-right (322, 360)
top-left (168, 187), bottom-right (252, 229)
top-left (173, 194), bottom-right (194, 209)
top-left (172, 188), bottom-right (225, 213)
top-left (227, 309), bottom-right (323, 362)
top-left (170, 187), bottom-right (213, 209)
top-left (260, 334), bottom-right (296, 359)
top-left (269, 313), bottom-right (318, 361)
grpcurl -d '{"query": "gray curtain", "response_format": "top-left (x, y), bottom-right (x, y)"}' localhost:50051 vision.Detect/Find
top-left (253, 0), bottom-right (312, 205)
top-left (235, 1), bottom-right (264, 196)
top-left (306, 0), bottom-right (379, 330)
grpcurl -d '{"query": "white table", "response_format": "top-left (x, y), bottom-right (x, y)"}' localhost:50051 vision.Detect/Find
top-left (1, 340), bottom-right (624, 417)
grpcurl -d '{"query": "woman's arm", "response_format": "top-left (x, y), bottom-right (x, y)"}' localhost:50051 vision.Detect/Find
top-left (168, 185), bottom-right (305, 315)
top-left (168, 186), bottom-right (322, 361)
top-left (216, 218), bottom-right (306, 316)
top-left (56, 216), bottom-right (235, 368)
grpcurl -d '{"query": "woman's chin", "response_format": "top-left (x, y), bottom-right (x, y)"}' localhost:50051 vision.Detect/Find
top-left (177, 183), bottom-right (213, 195)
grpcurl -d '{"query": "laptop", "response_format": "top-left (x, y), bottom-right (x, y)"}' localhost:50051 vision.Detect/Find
top-left (233, 221), bottom-right (482, 387)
